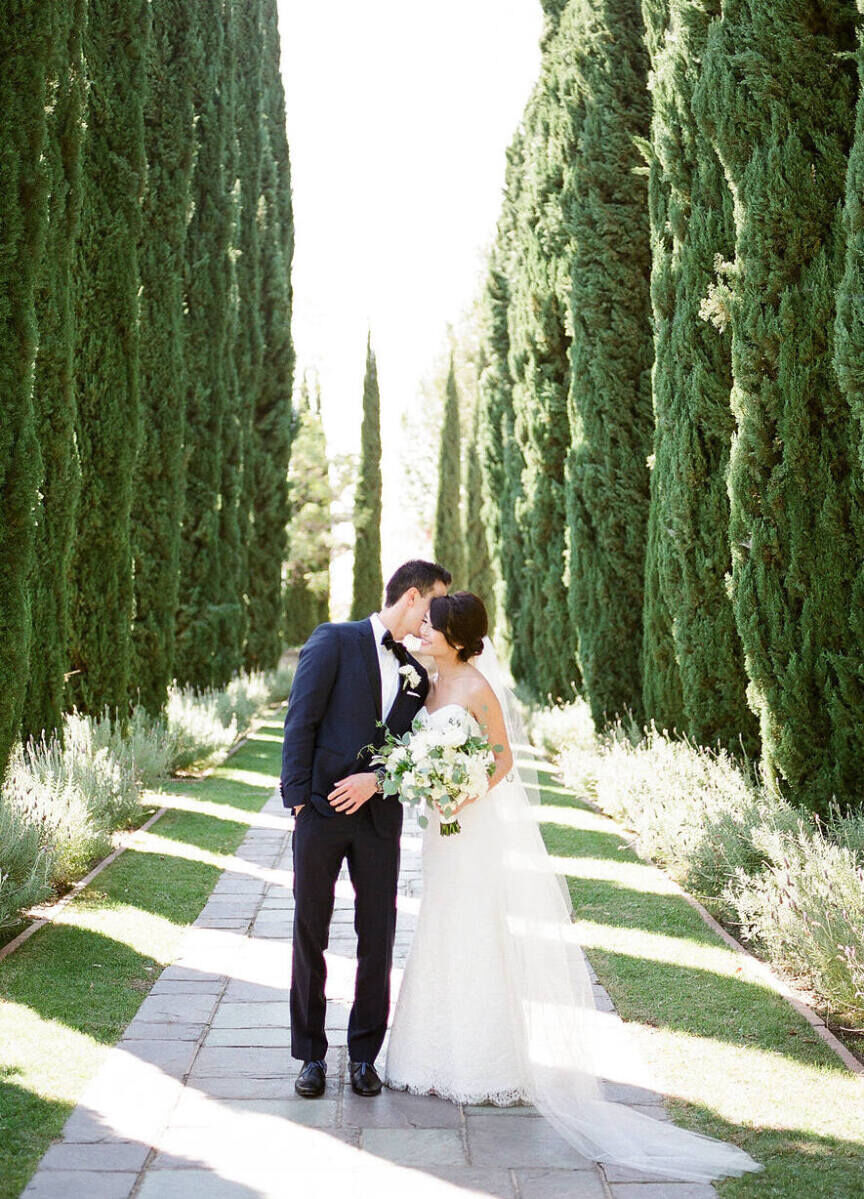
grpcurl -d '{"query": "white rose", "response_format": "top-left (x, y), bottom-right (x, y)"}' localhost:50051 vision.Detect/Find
top-left (408, 731), bottom-right (431, 759)
top-left (436, 721), bottom-right (468, 748)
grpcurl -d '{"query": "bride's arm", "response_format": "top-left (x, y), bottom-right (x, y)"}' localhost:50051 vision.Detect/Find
top-left (454, 682), bottom-right (513, 813)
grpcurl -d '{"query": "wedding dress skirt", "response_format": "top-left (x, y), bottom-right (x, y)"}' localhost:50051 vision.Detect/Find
top-left (385, 703), bottom-right (761, 1183)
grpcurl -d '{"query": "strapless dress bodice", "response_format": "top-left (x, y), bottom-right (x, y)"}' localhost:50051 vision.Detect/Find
top-left (417, 702), bottom-right (480, 732)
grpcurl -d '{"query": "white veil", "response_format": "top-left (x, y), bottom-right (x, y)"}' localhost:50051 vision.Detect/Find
top-left (473, 637), bottom-right (761, 1183)
top-left (474, 637), bottom-right (543, 806)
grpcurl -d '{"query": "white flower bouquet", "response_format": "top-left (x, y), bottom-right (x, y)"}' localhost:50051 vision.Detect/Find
top-left (370, 710), bottom-right (497, 836)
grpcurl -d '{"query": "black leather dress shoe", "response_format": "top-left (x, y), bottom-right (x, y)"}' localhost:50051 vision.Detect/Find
top-left (295, 1059), bottom-right (327, 1098)
top-left (350, 1060), bottom-right (382, 1096)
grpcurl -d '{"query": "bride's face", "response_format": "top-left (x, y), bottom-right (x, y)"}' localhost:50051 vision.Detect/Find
top-left (418, 613), bottom-right (459, 659)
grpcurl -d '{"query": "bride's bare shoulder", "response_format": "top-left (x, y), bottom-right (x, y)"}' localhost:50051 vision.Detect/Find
top-left (462, 665), bottom-right (499, 709)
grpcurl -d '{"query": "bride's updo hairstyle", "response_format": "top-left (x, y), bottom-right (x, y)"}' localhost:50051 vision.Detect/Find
top-left (428, 591), bottom-right (488, 661)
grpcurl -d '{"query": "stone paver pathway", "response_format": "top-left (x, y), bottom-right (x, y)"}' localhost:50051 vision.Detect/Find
top-left (22, 789), bottom-right (717, 1199)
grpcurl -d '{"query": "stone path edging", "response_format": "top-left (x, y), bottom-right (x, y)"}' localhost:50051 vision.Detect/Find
top-left (0, 806), bottom-right (168, 966)
top-left (675, 881), bottom-right (863, 1076)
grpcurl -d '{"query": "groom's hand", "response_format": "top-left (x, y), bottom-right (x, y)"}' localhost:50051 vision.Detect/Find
top-left (328, 772), bottom-right (379, 814)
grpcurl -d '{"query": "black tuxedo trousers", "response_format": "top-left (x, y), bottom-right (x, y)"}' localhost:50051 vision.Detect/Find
top-left (291, 802), bottom-right (399, 1063)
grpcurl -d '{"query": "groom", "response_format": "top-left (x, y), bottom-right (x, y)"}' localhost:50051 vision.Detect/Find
top-left (281, 559), bottom-right (450, 1098)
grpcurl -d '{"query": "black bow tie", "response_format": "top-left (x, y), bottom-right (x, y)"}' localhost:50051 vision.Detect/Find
top-left (381, 629), bottom-right (411, 667)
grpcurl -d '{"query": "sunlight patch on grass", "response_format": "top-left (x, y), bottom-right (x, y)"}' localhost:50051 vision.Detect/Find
top-left (537, 783), bottom-right (580, 800)
top-left (546, 855), bottom-right (679, 894)
top-left (0, 1001), bottom-right (105, 1106)
top-left (151, 791), bottom-right (287, 830)
top-left (126, 827), bottom-right (242, 865)
top-left (535, 803), bottom-right (618, 832)
top-left (622, 1020), bottom-right (864, 1144)
top-left (574, 918), bottom-right (758, 980)
top-left (215, 766), bottom-right (279, 790)
top-left (51, 901), bottom-right (183, 959)
top-left (94, 833), bottom-right (288, 890)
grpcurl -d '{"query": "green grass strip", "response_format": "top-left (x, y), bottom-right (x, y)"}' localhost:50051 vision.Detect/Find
top-left (0, 711), bottom-right (286, 1199)
top-left (536, 763), bottom-right (864, 1197)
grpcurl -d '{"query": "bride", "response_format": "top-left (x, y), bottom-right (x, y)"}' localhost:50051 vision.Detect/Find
top-left (384, 591), bottom-right (761, 1183)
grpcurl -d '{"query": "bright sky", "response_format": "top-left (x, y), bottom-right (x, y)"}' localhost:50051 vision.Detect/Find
top-left (277, 0), bottom-right (543, 609)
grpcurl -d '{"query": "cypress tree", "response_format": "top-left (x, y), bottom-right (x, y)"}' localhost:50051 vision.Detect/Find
top-left (540, 0), bottom-right (569, 40)
top-left (478, 139), bottom-right (528, 667)
top-left (563, 0), bottom-right (653, 729)
top-left (245, 0), bottom-right (296, 669)
top-left (263, 0), bottom-right (295, 366)
top-left (212, 0), bottom-right (244, 686)
top-left (640, 0), bottom-right (758, 754)
top-left (832, 0), bottom-right (864, 788)
top-left (837, 6), bottom-right (864, 449)
top-left (464, 400), bottom-right (497, 628)
top-left (231, 0), bottom-right (265, 668)
top-left (67, 0), bottom-right (149, 715)
top-left (350, 334), bottom-right (384, 620)
top-left (284, 377), bottom-right (331, 644)
top-left (433, 355), bottom-right (466, 587)
top-left (175, 2), bottom-right (233, 688)
top-left (0, 3), bottom-right (52, 773)
top-left (131, 0), bottom-right (197, 714)
top-left (696, 0), bottom-right (863, 811)
top-left (22, 0), bottom-right (86, 744)
top-left (640, 487), bottom-right (685, 732)
top-left (507, 60), bottom-right (579, 702)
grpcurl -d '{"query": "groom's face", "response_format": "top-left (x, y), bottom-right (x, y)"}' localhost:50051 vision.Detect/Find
top-left (403, 580), bottom-right (448, 637)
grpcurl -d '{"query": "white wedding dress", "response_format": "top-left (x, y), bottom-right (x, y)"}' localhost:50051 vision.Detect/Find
top-left (385, 689), bottom-right (761, 1183)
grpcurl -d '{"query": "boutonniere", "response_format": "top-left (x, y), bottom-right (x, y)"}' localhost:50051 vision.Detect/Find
top-left (398, 663), bottom-right (421, 692)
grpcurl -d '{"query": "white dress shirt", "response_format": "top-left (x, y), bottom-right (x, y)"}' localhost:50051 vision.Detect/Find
top-left (369, 612), bottom-right (400, 719)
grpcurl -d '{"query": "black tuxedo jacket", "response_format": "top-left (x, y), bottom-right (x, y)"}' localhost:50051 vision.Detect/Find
top-left (280, 619), bottom-right (429, 837)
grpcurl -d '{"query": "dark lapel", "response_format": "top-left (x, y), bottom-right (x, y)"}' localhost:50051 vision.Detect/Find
top-left (386, 653), bottom-right (426, 732)
top-left (356, 619), bottom-right (382, 721)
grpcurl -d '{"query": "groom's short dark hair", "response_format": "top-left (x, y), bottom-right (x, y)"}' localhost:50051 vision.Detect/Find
top-left (385, 560), bottom-right (451, 606)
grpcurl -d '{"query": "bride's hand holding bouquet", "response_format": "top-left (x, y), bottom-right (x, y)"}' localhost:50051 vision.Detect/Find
top-left (370, 708), bottom-right (498, 836)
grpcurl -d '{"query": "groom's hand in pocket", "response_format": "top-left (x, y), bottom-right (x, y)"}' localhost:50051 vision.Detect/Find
top-left (328, 772), bottom-right (379, 814)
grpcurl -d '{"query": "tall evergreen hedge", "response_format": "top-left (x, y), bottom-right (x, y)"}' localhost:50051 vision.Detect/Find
top-left (284, 378), bottom-right (330, 645)
top-left (507, 66), bottom-right (580, 702)
top-left (478, 141), bottom-right (528, 667)
top-left (640, 0), bottom-right (758, 754)
top-left (176, 3), bottom-right (233, 688)
top-left (696, 0), bottom-right (863, 811)
top-left (563, 0), bottom-right (653, 728)
top-left (834, 1), bottom-right (864, 768)
top-left (1, 0), bottom-right (297, 738)
top-left (641, 494), bottom-right (686, 732)
top-left (245, 0), bottom-right (296, 669)
top-left (434, 356), bottom-right (466, 587)
top-left (131, 0), bottom-right (196, 714)
top-left (464, 400), bottom-right (496, 628)
top-left (67, 0), bottom-right (149, 715)
top-left (230, 0), bottom-right (265, 670)
top-left (0, 2), bottom-right (52, 773)
top-left (22, 0), bottom-right (86, 744)
top-left (211, 0), bottom-right (245, 687)
top-left (350, 334), bottom-right (384, 620)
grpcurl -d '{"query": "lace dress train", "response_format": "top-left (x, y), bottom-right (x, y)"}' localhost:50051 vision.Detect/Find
top-left (385, 704), bottom-right (762, 1184)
